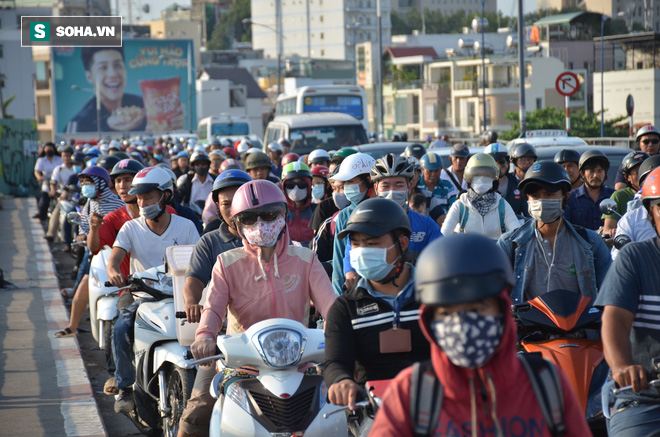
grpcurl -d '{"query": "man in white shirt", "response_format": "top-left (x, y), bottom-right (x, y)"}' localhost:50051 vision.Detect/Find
top-left (440, 143), bottom-right (469, 193)
top-left (46, 146), bottom-right (76, 242)
top-left (107, 166), bottom-right (200, 414)
top-left (176, 152), bottom-right (214, 206)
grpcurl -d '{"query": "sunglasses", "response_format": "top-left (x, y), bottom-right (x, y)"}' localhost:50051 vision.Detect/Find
top-left (284, 180), bottom-right (307, 190)
top-left (236, 210), bottom-right (282, 225)
top-left (642, 138), bottom-right (660, 145)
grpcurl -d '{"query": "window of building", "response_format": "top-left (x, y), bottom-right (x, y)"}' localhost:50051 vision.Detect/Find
top-left (568, 62), bottom-right (573, 69)
top-left (536, 97), bottom-right (542, 109)
top-left (320, 32), bottom-right (324, 39)
top-left (320, 16), bottom-right (323, 22)
top-left (321, 49), bottom-right (325, 56)
top-left (424, 103), bottom-right (438, 122)
top-left (0, 45), bottom-right (3, 58)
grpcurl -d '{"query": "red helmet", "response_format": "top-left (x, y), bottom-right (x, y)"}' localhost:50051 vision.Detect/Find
top-left (311, 165), bottom-right (329, 178)
top-left (282, 153), bottom-right (300, 166)
top-left (230, 179), bottom-right (286, 218)
top-left (222, 147), bottom-right (238, 159)
top-left (642, 166), bottom-right (660, 203)
top-left (220, 158), bottom-right (243, 172)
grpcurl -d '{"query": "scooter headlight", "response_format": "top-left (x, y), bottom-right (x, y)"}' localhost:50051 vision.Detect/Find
top-left (143, 276), bottom-right (173, 292)
top-left (256, 329), bottom-right (304, 368)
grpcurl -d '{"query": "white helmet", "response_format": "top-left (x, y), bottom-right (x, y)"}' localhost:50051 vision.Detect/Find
top-left (237, 141), bottom-right (251, 155)
top-left (194, 145), bottom-right (207, 154)
top-left (245, 147), bottom-right (262, 156)
top-left (128, 167), bottom-right (173, 195)
top-left (308, 149), bottom-right (332, 164)
top-left (331, 152), bottom-right (376, 182)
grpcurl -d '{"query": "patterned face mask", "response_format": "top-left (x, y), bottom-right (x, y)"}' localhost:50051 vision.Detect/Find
top-left (286, 186), bottom-right (307, 202)
top-left (241, 216), bottom-right (286, 247)
top-left (431, 311), bottom-right (504, 368)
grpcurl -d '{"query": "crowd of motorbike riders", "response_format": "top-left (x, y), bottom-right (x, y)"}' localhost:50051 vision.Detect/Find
top-left (32, 126), bottom-right (660, 436)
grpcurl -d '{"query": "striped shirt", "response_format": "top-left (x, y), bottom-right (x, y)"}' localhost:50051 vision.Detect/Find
top-left (79, 185), bottom-right (125, 236)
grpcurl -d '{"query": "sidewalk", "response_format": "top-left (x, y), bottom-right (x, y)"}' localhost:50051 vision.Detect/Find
top-left (0, 197), bottom-right (106, 437)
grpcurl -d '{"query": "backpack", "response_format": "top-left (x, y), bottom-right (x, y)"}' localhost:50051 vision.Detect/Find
top-left (458, 198), bottom-right (506, 234)
top-left (410, 354), bottom-right (566, 437)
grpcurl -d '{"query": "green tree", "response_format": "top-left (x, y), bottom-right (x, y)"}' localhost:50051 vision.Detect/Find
top-left (207, 0), bottom-right (251, 50)
top-left (499, 107), bottom-right (628, 140)
top-left (391, 10), bottom-right (411, 35)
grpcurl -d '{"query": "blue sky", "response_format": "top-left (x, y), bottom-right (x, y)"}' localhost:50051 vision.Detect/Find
top-left (498, 0), bottom-right (539, 17)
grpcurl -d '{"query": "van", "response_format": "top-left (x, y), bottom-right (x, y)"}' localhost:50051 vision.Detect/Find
top-left (263, 112), bottom-right (368, 155)
top-left (197, 114), bottom-right (261, 146)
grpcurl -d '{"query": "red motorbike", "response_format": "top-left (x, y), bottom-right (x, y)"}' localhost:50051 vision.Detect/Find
top-left (513, 289), bottom-right (609, 435)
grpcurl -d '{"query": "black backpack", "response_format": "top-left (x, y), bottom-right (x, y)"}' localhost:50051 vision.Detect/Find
top-left (409, 354), bottom-right (566, 436)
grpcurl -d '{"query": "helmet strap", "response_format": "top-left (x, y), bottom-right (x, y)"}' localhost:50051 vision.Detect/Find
top-left (379, 237), bottom-right (407, 287)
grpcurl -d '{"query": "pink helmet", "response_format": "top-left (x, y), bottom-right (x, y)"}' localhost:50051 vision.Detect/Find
top-left (220, 158), bottom-right (243, 172)
top-left (231, 179), bottom-right (287, 218)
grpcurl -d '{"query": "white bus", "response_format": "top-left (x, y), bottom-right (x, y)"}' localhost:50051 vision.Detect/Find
top-left (275, 85), bottom-right (369, 132)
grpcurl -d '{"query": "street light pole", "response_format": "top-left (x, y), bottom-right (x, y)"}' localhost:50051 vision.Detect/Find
top-left (188, 40), bottom-right (193, 133)
top-left (481, 0), bottom-right (487, 133)
top-left (243, 18), bottom-right (283, 98)
top-left (275, 0), bottom-right (282, 97)
top-left (601, 15), bottom-right (606, 137)
top-left (96, 79), bottom-right (101, 139)
top-left (518, 0), bottom-right (526, 134)
top-left (377, 0), bottom-right (384, 138)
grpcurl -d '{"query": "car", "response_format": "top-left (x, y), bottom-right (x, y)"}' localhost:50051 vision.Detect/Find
top-left (506, 130), bottom-right (589, 149)
top-left (351, 142), bottom-right (419, 159)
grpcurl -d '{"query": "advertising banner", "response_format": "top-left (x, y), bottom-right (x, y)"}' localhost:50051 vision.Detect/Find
top-left (52, 39), bottom-right (196, 135)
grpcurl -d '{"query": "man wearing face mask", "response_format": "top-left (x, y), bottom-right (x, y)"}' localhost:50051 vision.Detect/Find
top-left (309, 167), bottom-right (347, 263)
top-left (329, 152), bottom-right (376, 295)
top-left (281, 161), bottom-right (315, 245)
top-left (341, 154), bottom-right (442, 289)
top-left (498, 162), bottom-right (611, 305)
top-left (370, 234), bottom-right (590, 436)
top-left (564, 150), bottom-right (615, 231)
top-left (484, 142), bottom-right (529, 219)
top-left (106, 167), bottom-right (200, 413)
top-left (175, 152), bottom-right (215, 207)
top-left (441, 153), bottom-right (521, 240)
top-left (324, 198), bottom-right (431, 417)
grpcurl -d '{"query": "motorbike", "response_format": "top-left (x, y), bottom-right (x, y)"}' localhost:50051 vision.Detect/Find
top-left (187, 318), bottom-right (347, 436)
top-left (88, 247), bottom-right (119, 360)
top-left (323, 380), bottom-right (388, 437)
top-left (599, 199), bottom-right (631, 250)
top-left (105, 267), bottom-right (195, 437)
top-left (602, 357), bottom-right (660, 420)
top-left (512, 289), bottom-right (609, 435)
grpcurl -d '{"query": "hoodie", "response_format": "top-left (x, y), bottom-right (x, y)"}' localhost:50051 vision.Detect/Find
top-left (196, 225), bottom-right (337, 337)
top-left (282, 176), bottom-right (315, 245)
top-left (370, 291), bottom-right (590, 437)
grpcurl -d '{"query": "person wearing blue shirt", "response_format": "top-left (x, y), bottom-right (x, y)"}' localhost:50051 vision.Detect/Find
top-left (342, 154), bottom-right (442, 291)
top-left (564, 150), bottom-right (615, 231)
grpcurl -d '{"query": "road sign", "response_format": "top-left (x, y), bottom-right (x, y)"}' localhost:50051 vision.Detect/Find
top-left (555, 71), bottom-right (580, 97)
top-left (626, 94), bottom-right (634, 116)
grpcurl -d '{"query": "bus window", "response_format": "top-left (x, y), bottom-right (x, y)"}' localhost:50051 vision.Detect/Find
top-left (302, 95), bottom-right (364, 119)
top-left (198, 122), bottom-right (208, 140)
top-left (211, 123), bottom-right (250, 136)
top-left (276, 97), bottom-right (296, 116)
top-left (288, 125), bottom-right (367, 155)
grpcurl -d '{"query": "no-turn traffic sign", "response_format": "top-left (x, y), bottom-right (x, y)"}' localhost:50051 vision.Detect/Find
top-left (555, 71), bottom-right (580, 97)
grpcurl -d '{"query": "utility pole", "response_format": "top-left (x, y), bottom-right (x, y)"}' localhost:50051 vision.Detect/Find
top-left (518, 0), bottom-right (526, 134)
top-left (377, 0), bottom-right (384, 138)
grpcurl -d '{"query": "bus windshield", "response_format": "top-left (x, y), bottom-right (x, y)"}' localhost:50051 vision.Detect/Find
top-left (211, 123), bottom-right (250, 136)
top-left (302, 95), bottom-right (364, 119)
top-left (288, 125), bottom-right (368, 155)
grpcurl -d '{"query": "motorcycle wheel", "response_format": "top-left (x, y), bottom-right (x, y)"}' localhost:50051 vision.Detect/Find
top-left (163, 366), bottom-right (195, 437)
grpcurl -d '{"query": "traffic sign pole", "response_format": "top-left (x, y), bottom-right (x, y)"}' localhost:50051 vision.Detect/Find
top-left (565, 95), bottom-right (570, 133)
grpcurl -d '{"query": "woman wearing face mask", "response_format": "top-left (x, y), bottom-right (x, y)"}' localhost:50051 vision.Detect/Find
top-left (441, 153), bottom-right (520, 240)
top-left (34, 142), bottom-right (63, 221)
top-left (324, 198), bottom-right (431, 423)
top-left (190, 179), bottom-right (336, 371)
top-left (281, 161), bottom-right (316, 245)
top-left (371, 234), bottom-right (590, 436)
top-left (310, 165), bottom-right (332, 204)
top-left (497, 161), bottom-right (612, 305)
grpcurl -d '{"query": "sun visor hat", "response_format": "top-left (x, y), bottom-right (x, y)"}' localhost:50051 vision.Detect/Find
top-left (331, 152), bottom-right (375, 182)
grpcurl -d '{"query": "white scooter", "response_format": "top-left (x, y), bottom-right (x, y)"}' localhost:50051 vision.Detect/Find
top-left (187, 318), bottom-right (347, 437)
top-left (88, 247), bottom-right (120, 355)
top-left (106, 266), bottom-right (195, 437)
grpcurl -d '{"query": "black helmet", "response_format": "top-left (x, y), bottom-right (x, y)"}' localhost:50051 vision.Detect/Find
top-left (621, 151), bottom-right (650, 175)
top-left (112, 151), bottom-right (130, 160)
top-left (578, 149), bottom-right (610, 173)
top-left (511, 143), bottom-right (538, 162)
top-left (554, 149), bottom-right (581, 165)
top-left (518, 161), bottom-right (571, 196)
top-left (190, 152), bottom-right (211, 165)
top-left (110, 159), bottom-right (144, 177)
top-left (72, 152), bottom-right (85, 164)
top-left (638, 155), bottom-right (660, 185)
top-left (404, 143), bottom-right (427, 160)
top-left (97, 154), bottom-right (122, 172)
top-left (415, 233), bottom-right (514, 306)
top-left (337, 198), bottom-right (411, 240)
top-left (449, 143), bottom-right (470, 158)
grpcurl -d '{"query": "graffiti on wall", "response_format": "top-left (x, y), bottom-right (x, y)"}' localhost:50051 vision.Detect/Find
top-left (0, 120), bottom-right (39, 196)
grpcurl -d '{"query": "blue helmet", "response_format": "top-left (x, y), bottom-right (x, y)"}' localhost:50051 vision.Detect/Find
top-left (420, 153), bottom-right (443, 170)
top-left (212, 169), bottom-right (253, 202)
top-left (483, 142), bottom-right (509, 161)
top-left (176, 151), bottom-right (190, 159)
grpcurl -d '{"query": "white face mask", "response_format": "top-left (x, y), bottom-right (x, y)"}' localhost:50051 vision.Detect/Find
top-left (139, 193), bottom-right (164, 220)
top-left (286, 186), bottom-right (307, 202)
top-left (470, 176), bottom-right (494, 195)
top-left (379, 190), bottom-right (408, 208)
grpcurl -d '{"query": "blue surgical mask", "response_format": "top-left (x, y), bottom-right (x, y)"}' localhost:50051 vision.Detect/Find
top-left (333, 192), bottom-right (350, 209)
top-left (81, 185), bottom-right (98, 198)
top-left (73, 165), bottom-right (83, 174)
top-left (154, 154), bottom-right (163, 161)
top-left (344, 182), bottom-right (365, 205)
top-left (311, 184), bottom-right (325, 201)
top-left (349, 244), bottom-right (396, 281)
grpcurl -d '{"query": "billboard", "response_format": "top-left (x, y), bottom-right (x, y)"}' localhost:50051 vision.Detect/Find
top-left (52, 39), bottom-right (196, 135)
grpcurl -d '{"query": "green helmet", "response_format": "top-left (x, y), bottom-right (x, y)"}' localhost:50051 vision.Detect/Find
top-left (245, 151), bottom-right (272, 171)
top-left (281, 162), bottom-right (311, 180)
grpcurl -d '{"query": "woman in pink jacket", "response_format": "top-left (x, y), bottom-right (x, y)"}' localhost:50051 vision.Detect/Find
top-left (191, 179), bottom-right (337, 359)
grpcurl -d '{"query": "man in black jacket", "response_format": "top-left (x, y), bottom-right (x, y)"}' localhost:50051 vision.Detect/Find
top-left (484, 142), bottom-right (528, 219)
top-left (324, 198), bottom-right (430, 412)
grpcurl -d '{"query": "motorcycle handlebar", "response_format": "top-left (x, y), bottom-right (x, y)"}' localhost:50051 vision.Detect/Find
top-left (104, 276), bottom-right (172, 300)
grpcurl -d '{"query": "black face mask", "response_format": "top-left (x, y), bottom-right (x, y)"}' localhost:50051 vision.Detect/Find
top-left (194, 167), bottom-right (209, 177)
top-left (45, 150), bottom-right (55, 157)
